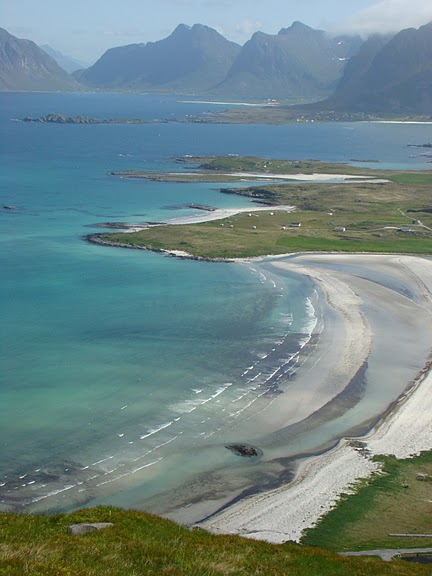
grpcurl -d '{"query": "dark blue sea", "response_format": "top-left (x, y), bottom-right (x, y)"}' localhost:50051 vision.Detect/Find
top-left (1, 92), bottom-right (430, 515)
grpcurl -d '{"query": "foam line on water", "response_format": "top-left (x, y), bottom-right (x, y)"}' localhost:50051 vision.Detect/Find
top-left (31, 484), bottom-right (77, 504)
top-left (140, 421), bottom-right (174, 440)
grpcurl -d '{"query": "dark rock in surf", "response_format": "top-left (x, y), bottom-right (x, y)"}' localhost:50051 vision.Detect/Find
top-left (225, 443), bottom-right (262, 458)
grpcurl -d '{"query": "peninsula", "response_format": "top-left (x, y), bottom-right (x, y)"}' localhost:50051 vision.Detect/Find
top-left (90, 156), bottom-right (432, 259)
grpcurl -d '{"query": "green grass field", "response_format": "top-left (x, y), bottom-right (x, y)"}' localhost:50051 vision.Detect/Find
top-left (302, 452), bottom-right (432, 553)
top-left (388, 173), bottom-right (432, 185)
top-left (1, 506), bottom-right (430, 575)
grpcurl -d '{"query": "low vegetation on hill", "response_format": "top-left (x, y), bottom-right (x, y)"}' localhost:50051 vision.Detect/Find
top-left (302, 451), bottom-right (432, 552)
top-left (1, 505), bottom-right (430, 575)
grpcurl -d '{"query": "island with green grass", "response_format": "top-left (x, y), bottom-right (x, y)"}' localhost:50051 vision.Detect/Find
top-left (90, 156), bottom-right (432, 259)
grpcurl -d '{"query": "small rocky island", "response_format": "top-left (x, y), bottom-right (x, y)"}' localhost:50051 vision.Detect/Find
top-left (21, 113), bottom-right (154, 125)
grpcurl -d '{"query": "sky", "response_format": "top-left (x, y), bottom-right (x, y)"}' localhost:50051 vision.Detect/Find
top-left (1, 0), bottom-right (432, 64)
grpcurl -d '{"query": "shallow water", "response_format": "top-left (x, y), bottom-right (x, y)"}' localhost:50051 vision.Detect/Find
top-left (1, 93), bottom-right (431, 514)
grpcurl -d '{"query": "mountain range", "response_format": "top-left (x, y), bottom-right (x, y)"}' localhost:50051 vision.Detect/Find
top-left (75, 22), bottom-right (361, 100)
top-left (1, 21), bottom-right (431, 114)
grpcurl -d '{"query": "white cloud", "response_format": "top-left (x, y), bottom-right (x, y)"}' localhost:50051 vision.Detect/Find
top-left (217, 19), bottom-right (263, 43)
top-left (102, 29), bottom-right (144, 39)
top-left (236, 19), bottom-right (264, 36)
top-left (331, 0), bottom-right (432, 36)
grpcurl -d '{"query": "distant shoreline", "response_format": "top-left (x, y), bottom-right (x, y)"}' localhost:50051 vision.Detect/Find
top-left (369, 120), bottom-right (432, 125)
top-left (16, 109), bottom-right (432, 127)
top-left (180, 100), bottom-right (280, 107)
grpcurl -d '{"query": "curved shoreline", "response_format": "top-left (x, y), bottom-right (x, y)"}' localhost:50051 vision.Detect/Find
top-left (198, 253), bottom-right (432, 542)
top-left (86, 212), bottom-right (432, 543)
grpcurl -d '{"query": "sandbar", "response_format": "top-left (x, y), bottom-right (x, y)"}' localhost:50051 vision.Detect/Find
top-left (180, 100), bottom-right (280, 107)
top-left (215, 172), bottom-right (388, 182)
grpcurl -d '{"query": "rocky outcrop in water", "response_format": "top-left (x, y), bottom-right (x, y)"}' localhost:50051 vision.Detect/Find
top-left (225, 444), bottom-right (262, 458)
top-left (21, 113), bottom-right (151, 124)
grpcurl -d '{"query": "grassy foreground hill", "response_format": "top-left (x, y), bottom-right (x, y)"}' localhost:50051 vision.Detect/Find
top-left (0, 506), bottom-right (429, 575)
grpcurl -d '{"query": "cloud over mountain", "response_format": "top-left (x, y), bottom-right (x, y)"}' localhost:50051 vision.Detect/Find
top-left (332, 0), bottom-right (432, 36)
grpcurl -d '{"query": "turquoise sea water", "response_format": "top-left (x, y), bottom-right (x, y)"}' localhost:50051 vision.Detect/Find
top-left (1, 93), bottom-right (431, 514)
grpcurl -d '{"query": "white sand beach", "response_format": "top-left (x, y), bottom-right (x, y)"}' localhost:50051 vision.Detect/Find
top-left (164, 171), bottom-right (389, 183)
top-left (180, 100), bottom-right (280, 107)
top-left (200, 253), bottom-right (432, 543)
top-left (369, 121), bottom-right (432, 125)
top-left (127, 204), bottom-right (295, 231)
top-left (224, 172), bottom-right (389, 182)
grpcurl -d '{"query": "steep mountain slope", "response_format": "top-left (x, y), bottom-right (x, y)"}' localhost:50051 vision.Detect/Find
top-left (333, 34), bottom-right (393, 97)
top-left (75, 24), bottom-right (241, 92)
top-left (0, 28), bottom-right (78, 91)
top-left (213, 22), bottom-right (361, 99)
top-left (330, 22), bottom-right (432, 113)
